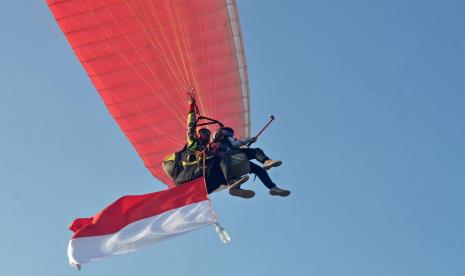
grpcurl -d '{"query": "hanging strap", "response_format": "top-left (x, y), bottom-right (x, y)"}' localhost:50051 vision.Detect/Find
top-left (196, 116), bottom-right (225, 128)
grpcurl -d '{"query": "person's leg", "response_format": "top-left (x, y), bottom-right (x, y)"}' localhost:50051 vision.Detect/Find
top-left (219, 152), bottom-right (234, 183)
top-left (242, 148), bottom-right (269, 163)
top-left (249, 162), bottom-right (276, 189)
top-left (205, 158), bottom-right (224, 194)
top-left (219, 151), bottom-right (249, 188)
top-left (209, 156), bottom-right (252, 198)
top-left (205, 171), bottom-right (224, 194)
top-left (243, 148), bottom-right (282, 170)
top-left (249, 162), bottom-right (290, 196)
top-left (219, 152), bottom-right (254, 198)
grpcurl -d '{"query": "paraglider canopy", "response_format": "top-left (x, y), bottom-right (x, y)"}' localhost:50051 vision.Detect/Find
top-left (47, 0), bottom-right (251, 187)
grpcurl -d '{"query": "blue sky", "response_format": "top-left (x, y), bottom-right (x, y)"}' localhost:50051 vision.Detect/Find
top-left (1, 1), bottom-right (464, 275)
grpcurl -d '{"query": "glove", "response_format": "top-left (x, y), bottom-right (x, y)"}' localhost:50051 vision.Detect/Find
top-left (187, 88), bottom-right (196, 104)
top-left (248, 137), bottom-right (257, 144)
top-left (189, 102), bottom-right (196, 113)
top-left (188, 95), bottom-right (196, 112)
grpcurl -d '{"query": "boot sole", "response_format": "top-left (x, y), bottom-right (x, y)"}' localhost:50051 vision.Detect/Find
top-left (269, 190), bottom-right (291, 197)
top-left (263, 161), bottom-right (282, 170)
top-left (229, 189), bottom-right (255, 198)
top-left (228, 175), bottom-right (250, 190)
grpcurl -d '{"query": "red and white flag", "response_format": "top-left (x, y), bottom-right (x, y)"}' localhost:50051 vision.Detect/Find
top-left (67, 178), bottom-right (215, 268)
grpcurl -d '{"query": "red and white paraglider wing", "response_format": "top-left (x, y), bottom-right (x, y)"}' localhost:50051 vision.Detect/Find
top-left (47, 0), bottom-right (251, 187)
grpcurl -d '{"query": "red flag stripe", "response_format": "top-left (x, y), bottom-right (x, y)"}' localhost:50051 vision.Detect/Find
top-left (70, 178), bottom-right (208, 238)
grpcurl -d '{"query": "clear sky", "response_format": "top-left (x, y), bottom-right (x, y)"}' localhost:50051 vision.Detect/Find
top-left (1, 1), bottom-right (464, 275)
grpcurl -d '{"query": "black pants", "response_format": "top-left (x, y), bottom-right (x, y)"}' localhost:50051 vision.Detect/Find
top-left (219, 150), bottom-right (236, 184)
top-left (249, 162), bottom-right (276, 189)
top-left (207, 161), bottom-right (276, 192)
top-left (205, 157), bottom-right (226, 193)
top-left (205, 148), bottom-right (275, 193)
top-left (241, 148), bottom-right (269, 163)
top-left (219, 147), bottom-right (273, 188)
top-left (218, 147), bottom-right (269, 184)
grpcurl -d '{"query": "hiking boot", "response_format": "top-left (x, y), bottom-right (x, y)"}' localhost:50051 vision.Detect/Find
top-left (269, 187), bottom-right (290, 197)
top-left (228, 175), bottom-right (249, 190)
top-left (229, 187), bottom-right (255, 199)
top-left (263, 160), bottom-right (282, 170)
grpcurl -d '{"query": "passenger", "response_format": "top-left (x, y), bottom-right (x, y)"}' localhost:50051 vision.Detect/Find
top-left (213, 127), bottom-right (290, 198)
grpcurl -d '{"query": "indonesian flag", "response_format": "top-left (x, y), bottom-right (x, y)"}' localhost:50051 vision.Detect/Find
top-left (67, 178), bottom-right (215, 268)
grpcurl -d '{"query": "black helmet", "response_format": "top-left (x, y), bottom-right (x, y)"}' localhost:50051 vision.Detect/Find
top-left (214, 127), bottom-right (234, 143)
top-left (197, 128), bottom-right (211, 143)
top-left (220, 127), bottom-right (234, 137)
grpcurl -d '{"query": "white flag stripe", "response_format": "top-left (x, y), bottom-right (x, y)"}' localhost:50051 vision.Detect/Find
top-left (68, 200), bottom-right (215, 266)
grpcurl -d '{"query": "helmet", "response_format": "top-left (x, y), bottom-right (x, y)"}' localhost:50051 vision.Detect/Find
top-left (197, 128), bottom-right (211, 143)
top-left (213, 127), bottom-right (234, 143)
top-left (220, 127), bottom-right (234, 137)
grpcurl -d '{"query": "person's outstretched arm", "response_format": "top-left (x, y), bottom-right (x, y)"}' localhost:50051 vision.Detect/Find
top-left (227, 136), bottom-right (257, 148)
top-left (186, 102), bottom-right (197, 146)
